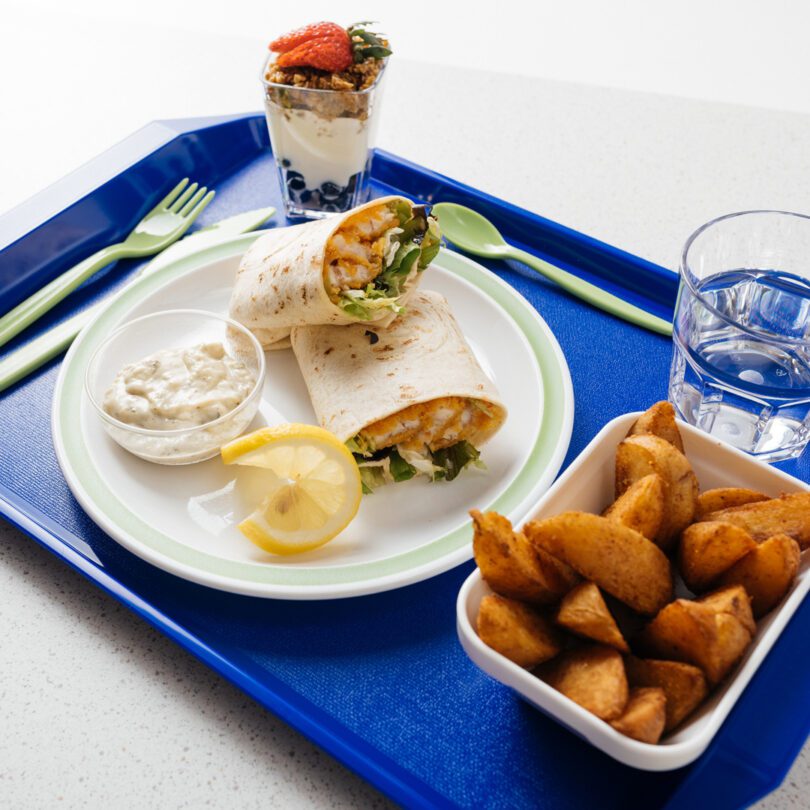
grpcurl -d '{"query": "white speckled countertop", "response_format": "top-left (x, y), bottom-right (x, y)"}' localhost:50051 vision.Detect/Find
top-left (3, 12), bottom-right (810, 809)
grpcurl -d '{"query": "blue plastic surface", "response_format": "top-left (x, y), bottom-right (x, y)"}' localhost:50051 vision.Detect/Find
top-left (1, 113), bottom-right (808, 810)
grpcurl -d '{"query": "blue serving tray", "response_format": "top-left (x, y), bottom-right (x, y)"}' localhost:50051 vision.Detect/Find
top-left (1, 113), bottom-right (809, 809)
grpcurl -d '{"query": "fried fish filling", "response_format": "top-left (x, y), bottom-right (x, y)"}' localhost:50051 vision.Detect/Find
top-left (358, 397), bottom-right (496, 453)
top-left (324, 204), bottom-right (401, 297)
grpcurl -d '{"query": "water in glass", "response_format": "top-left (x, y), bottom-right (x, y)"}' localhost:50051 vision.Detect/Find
top-left (670, 266), bottom-right (810, 461)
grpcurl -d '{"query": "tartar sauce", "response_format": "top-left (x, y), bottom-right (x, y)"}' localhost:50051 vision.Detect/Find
top-left (103, 342), bottom-right (255, 431)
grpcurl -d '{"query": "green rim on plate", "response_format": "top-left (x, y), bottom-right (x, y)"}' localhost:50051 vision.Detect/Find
top-left (55, 237), bottom-right (572, 590)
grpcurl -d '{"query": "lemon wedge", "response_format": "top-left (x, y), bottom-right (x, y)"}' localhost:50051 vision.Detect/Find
top-left (221, 424), bottom-right (362, 555)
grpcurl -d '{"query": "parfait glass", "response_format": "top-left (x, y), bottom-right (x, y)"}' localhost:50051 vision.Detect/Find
top-left (669, 210), bottom-right (810, 461)
top-left (261, 58), bottom-right (386, 219)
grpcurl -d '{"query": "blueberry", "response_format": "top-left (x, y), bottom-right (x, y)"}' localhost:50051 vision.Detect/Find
top-left (281, 159), bottom-right (291, 168)
top-left (280, 170), bottom-right (365, 213)
top-left (320, 181), bottom-right (341, 200)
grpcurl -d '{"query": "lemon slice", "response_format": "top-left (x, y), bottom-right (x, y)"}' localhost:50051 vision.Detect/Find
top-left (221, 424), bottom-right (362, 555)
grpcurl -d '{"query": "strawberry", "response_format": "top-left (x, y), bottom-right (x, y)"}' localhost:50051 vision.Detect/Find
top-left (269, 21), bottom-right (346, 54)
top-left (275, 34), bottom-right (353, 72)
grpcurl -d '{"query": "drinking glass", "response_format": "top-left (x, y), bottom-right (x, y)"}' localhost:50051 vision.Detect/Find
top-left (669, 210), bottom-right (810, 461)
top-left (261, 59), bottom-right (386, 220)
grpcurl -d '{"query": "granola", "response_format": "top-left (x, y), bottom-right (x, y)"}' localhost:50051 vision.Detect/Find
top-left (266, 47), bottom-right (386, 92)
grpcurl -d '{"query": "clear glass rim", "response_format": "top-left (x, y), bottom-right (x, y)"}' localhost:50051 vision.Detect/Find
top-left (85, 308), bottom-right (266, 438)
top-left (679, 209), bottom-right (810, 344)
top-left (259, 53), bottom-right (387, 96)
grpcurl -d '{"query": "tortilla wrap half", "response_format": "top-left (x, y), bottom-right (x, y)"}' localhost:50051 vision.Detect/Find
top-left (229, 196), bottom-right (439, 350)
top-left (291, 290), bottom-right (507, 487)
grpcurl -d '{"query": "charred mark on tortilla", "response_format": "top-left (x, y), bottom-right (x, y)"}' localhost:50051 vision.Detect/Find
top-left (365, 330), bottom-right (379, 345)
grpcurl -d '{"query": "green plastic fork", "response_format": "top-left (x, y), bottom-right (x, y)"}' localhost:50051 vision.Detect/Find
top-left (0, 178), bottom-right (215, 349)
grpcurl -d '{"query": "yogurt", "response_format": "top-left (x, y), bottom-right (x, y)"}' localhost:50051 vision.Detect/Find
top-left (265, 106), bottom-right (372, 191)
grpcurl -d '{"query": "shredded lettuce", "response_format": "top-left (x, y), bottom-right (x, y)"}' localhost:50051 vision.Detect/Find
top-left (375, 244), bottom-right (420, 298)
top-left (392, 199), bottom-right (412, 225)
top-left (348, 436), bottom-right (483, 492)
top-left (398, 446), bottom-right (443, 478)
top-left (388, 448), bottom-right (417, 482)
top-left (358, 463), bottom-right (387, 494)
top-left (418, 216), bottom-right (442, 268)
top-left (338, 285), bottom-right (404, 320)
top-left (346, 434), bottom-right (375, 455)
top-left (351, 445), bottom-right (417, 493)
top-left (430, 441), bottom-right (485, 482)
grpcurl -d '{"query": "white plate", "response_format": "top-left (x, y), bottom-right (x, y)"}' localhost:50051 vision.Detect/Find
top-left (457, 412), bottom-right (810, 770)
top-left (52, 236), bottom-right (574, 599)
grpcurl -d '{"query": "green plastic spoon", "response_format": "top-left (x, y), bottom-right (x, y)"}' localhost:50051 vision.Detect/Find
top-left (431, 202), bottom-right (673, 336)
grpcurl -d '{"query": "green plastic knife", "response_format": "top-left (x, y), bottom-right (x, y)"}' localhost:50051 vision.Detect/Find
top-left (0, 206), bottom-right (275, 394)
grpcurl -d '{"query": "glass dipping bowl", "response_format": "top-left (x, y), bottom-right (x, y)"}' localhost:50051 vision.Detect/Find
top-left (85, 309), bottom-right (266, 465)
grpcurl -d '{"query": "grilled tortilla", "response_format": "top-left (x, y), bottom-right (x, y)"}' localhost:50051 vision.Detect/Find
top-left (290, 290), bottom-right (507, 490)
top-left (229, 196), bottom-right (440, 349)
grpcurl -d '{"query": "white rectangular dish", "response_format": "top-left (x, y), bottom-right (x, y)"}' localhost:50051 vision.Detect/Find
top-left (456, 412), bottom-right (810, 771)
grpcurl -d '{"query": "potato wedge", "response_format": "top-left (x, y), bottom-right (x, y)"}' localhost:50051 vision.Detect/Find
top-left (640, 597), bottom-right (752, 685)
top-left (524, 512), bottom-right (673, 615)
top-left (679, 521), bottom-right (757, 592)
top-left (717, 533), bottom-right (801, 618)
top-left (604, 473), bottom-right (666, 542)
top-left (477, 594), bottom-right (563, 668)
top-left (696, 488), bottom-right (769, 519)
top-left (699, 493), bottom-right (810, 549)
top-left (625, 657), bottom-right (708, 732)
top-left (471, 510), bottom-right (579, 603)
top-left (541, 645), bottom-right (629, 721)
top-left (626, 401), bottom-right (684, 453)
top-left (615, 434), bottom-right (698, 547)
top-left (556, 582), bottom-right (629, 653)
top-left (697, 585), bottom-right (756, 635)
top-left (609, 687), bottom-right (667, 744)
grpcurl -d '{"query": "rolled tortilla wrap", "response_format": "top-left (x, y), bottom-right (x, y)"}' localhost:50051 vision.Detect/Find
top-left (229, 196), bottom-right (440, 350)
top-left (291, 290), bottom-right (507, 489)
